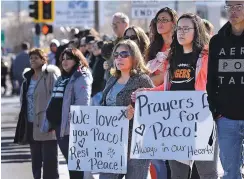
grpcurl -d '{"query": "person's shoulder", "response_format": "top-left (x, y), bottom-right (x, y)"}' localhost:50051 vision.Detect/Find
top-left (74, 67), bottom-right (93, 84)
top-left (135, 73), bottom-right (151, 81)
top-left (209, 34), bottom-right (221, 45)
top-left (42, 64), bottom-right (61, 77)
top-left (22, 68), bottom-right (32, 79)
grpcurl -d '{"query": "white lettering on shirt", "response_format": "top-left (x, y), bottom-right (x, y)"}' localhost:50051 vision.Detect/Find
top-left (219, 48), bottom-right (226, 55)
top-left (230, 48), bottom-right (236, 56)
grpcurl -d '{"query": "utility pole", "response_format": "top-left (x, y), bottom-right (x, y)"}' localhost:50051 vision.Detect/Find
top-left (175, 0), bottom-right (179, 12)
top-left (17, 1), bottom-right (22, 47)
top-left (94, 1), bottom-right (99, 32)
top-left (17, 1), bottom-right (21, 25)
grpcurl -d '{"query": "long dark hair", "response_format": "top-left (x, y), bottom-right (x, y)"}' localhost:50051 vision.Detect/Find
top-left (168, 13), bottom-right (209, 79)
top-left (146, 7), bottom-right (178, 62)
top-left (59, 48), bottom-right (89, 73)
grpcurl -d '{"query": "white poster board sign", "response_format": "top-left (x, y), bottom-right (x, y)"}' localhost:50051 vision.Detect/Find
top-left (68, 106), bottom-right (129, 174)
top-left (130, 91), bottom-right (215, 161)
top-left (54, 1), bottom-right (94, 28)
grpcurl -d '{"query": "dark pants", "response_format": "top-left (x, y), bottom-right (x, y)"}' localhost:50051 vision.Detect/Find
top-left (55, 126), bottom-right (84, 179)
top-left (30, 140), bottom-right (59, 179)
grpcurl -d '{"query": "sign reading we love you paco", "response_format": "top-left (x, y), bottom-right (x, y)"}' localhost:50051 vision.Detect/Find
top-left (68, 106), bottom-right (129, 174)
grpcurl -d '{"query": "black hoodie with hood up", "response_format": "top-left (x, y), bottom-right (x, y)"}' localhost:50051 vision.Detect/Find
top-left (207, 22), bottom-right (244, 120)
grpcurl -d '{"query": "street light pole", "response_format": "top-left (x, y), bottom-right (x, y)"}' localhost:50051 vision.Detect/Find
top-left (94, 1), bottom-right (99, 32)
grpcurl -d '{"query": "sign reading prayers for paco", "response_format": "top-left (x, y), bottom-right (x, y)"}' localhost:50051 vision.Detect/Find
top-left (130, 91), bottom-right (215, 161)
top-left (68, 106), bottom-right (129, 174)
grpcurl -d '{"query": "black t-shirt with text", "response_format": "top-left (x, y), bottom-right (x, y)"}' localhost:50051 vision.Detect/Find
top-left (170, 52), bottom-right (196, 91)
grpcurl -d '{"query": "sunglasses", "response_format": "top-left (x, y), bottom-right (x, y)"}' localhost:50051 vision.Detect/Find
top-left (113, 51), bottom-right (131, 58)
top-left (124, 35), bottom-right (138, 41)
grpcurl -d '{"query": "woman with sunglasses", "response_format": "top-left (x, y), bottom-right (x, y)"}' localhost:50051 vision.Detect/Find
top-left (123, 26), bottom-right (150, 58)
top-left (99, 40), bottom-right (154, 179)
top-left (14, 48), bottom-right (61, 179)
top-left (132, 13), bottom-right (220, 179)
top-left (43, 48), bottom-right (93, 179)
top-left (146, 7), bottom-right (178, 87)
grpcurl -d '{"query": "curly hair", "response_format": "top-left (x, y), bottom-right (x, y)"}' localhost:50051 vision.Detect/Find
top-left (168, 13), bottom-right (209, 79)
top-left (110, 40), bottom-right (150, 77)
top-left (29, 48), bottom-right (48, 63)
top-left (124, 26), bottom-right (150, 57)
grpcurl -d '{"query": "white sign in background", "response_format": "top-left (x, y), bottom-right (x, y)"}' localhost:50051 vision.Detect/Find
top-left (130, 91), bottom-right (215, 161)
top-left (68, 106), bottom-right (129, 174)
top-left (131, 1), bottom-right (175, 19)
top-left (54, 1), bottom-right (94, 28)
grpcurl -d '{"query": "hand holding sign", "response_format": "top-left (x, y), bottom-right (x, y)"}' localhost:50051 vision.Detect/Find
top-left (126, 105), bottom-right (135, 120)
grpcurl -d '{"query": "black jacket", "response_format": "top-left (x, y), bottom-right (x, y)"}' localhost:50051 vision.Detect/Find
top-left (206, 22), bottom-right (244, 120)
top-left (14, 69), bottom-right (34, 144)
top-left (91, 55), bottom-right (106, 97)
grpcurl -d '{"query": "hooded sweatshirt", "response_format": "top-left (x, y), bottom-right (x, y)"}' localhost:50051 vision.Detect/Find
top-left (206, 22), bottom-right (244, 120)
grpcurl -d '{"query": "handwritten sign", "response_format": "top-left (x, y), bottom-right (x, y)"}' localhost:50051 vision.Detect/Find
top-left (68, 106), bottom-right (129, 174)
top-left (130, 91), bottom-right (215, 161)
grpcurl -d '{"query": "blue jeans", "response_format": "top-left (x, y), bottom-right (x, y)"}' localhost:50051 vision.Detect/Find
top-left (151, 160), bottom-right (168, 179)
top-left (216, 117), bottom-right (244, 179)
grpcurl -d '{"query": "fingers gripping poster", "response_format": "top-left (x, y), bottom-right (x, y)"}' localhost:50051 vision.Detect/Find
top-left (130, 91), bottom-right (215, 161)
top-left (68, 106), bottom-right (129, 174)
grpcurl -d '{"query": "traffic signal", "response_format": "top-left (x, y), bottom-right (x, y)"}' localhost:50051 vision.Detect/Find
top-left (40, 0), bottom-right (54, 23)
top-left (42, 24), bottom-right (53, 35)
top-left (29, 0), bottom-right (39, 22)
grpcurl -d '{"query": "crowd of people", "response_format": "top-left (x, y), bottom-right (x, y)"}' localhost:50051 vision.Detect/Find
top-left (10, 0), bottom-right (244, 179)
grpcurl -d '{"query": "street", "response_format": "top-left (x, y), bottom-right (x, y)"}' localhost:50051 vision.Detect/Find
top-left (1, 96), bottom-right (69, 179)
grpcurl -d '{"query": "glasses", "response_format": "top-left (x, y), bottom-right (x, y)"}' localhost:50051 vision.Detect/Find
top-left (224, 4), bottom-right (243, 11)
top-left (124, 35), bottom-right (138, 41)
top-left (113, 51), bottom-right (131, 58)
top-left (176, 27), bottom-right (195, 33)
top-left (155, 18), bottom-right (172, 24)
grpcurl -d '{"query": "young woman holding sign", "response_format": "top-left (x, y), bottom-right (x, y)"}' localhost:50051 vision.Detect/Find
top-left (43, 48), bottom-right (93, 179)
top-left (145, 7), bottom-right (178, 179)
top-left (99, 40), bottom-right (154, 179)
top-left (131, 13), bottom-right (220, 179)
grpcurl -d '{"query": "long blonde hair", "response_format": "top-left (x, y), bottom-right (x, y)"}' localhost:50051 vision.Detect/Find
top-left (110, 40), bottom-right (150, 77)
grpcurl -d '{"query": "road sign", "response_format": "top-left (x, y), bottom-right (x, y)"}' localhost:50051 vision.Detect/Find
top-left (54, 1), bottom-right (95, 28)
top-left (131, 0), bottom-right (175, 19)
